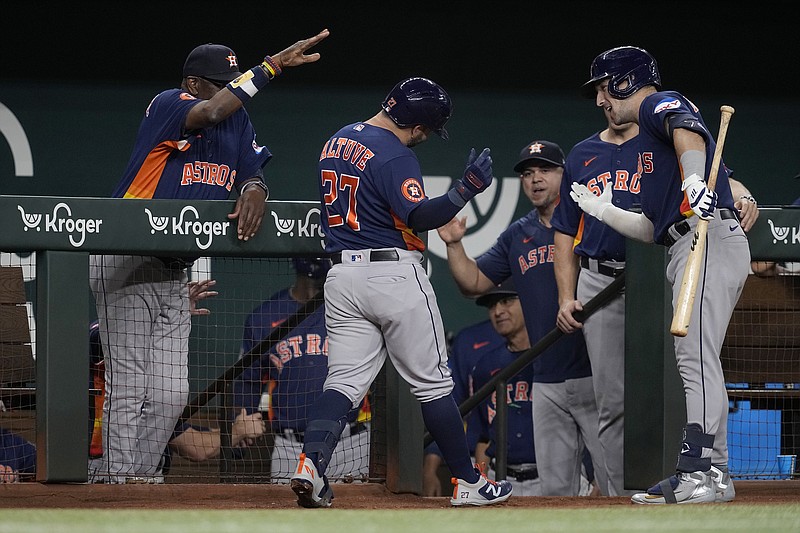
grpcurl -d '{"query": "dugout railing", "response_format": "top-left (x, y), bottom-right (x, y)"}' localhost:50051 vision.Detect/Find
top-left (0, 195), bottom-right (423, 488)
top-left (1, 195), bottom-right (798, 492)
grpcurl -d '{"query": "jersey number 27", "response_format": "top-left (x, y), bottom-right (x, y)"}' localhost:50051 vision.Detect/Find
top-left (321, 170), bottom-right (361, 231)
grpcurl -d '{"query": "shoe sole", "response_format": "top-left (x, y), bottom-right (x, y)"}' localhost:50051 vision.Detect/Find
top-left (451, 493), bottom-right (512, 507)
top-left (291, 478), bottom-right (332, 508)
top-left (631, 492), bottom-right (716, 505)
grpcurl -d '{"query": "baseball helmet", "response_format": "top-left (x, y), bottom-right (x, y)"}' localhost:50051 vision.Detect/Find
top-left (292, 258), bottom-right (332, 280)
top-left (381, 77), bottom-right (452, 140)
top-left (581, 46), bottom-right (661, 99)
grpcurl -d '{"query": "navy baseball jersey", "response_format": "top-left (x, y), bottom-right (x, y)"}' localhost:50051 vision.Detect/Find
top-left (476, 213), bottom-right (592, 383)
top-left (472, 346), bottom-right (536, 465)
top-left (318, 122), bottom-right (431, 252)
top-left (0, 428), bottom-right (36, 477)
top-left (113, 89), bottom-right (271, 199)
top-left (637, 91), bottom-right (736, 244)
top-left (233, 289), bottom-right (359, 431)
top-left (551, 132), bottom-right (640, 260)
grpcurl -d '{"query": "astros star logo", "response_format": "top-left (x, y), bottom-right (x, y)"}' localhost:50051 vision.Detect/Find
top-left (401, 178), bottom-right (425, 202)
top-left (226, 54), bottom-right (238, 68)
top-left (528, 142), bottom-right (544, 154)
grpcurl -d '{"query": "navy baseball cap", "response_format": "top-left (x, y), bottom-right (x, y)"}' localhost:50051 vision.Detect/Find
top-left (513, 140), bottom-right (565, 173)
top-left (293, 258), bottom-right (332, 280)
top-left (183, 43), bottom-right (242, 83)
top-left (476, 279), bottom-right (518, 308)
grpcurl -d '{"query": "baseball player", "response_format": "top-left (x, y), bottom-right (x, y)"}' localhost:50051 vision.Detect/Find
top-left (291, 77), bottom-right (512, 508)
top-left (470, 280), bottom-right (542, 496)
top-left (88, 280), bottom-right (237, 482)
top-left (232, 259), bottom-right (370, 482)
top-left (89, 30), bottom-right (329, 483)
top-left (553, 80), bottom-right (761, 497)
top-left (572, 46), bottom-right (750, 504)
top-left (437, 139), bottom-right (609, 497)
top-left (551, 102), bottom-right (639, 497)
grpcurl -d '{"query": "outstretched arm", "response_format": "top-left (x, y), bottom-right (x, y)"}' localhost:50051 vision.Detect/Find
top-left (437, 216), bottom-right (496, 297)
top-left (186, 29), bottom-right (330, 131)
top-left (569, 183), bottom-right (654, 243)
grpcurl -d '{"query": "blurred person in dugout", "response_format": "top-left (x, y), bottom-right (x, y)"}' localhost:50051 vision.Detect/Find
top-left (470, 280), bottom-right (595, 497)
top-left (89, 280), bottom-right (265, 482)
top-left (1, 280), bottom-right (263, 483)
top-left (230, 259), bottom-right (370, 482)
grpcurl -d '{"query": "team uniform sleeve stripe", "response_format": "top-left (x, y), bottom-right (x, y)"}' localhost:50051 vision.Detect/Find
top-left (391, 212), bottom-right (426, 251)
top-left (122, 140), bottom-right (185, 199)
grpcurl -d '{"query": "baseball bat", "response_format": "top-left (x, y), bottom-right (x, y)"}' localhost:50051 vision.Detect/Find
top-left (670, 105), bottom-right (735, 337)
top-left (422, 272), bottom-right (626, 447)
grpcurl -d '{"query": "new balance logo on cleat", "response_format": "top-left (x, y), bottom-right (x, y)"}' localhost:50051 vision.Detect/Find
top-left (450, 465), bottom-right (513, 507)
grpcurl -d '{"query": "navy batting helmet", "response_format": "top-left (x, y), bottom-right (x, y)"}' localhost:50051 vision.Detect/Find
top-left (381, 77), bottom-right (452, 140)
top-left (581, 46), bottom-right (661, 99)
top-left (292, 258), bottom-right (332, 280)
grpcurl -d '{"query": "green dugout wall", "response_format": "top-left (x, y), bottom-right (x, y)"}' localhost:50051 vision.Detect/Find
top-left (2, 83), bottom-right (799, 336)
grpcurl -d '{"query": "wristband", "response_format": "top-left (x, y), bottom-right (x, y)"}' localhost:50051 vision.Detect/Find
top-left (261, 55), bottom-right (282, 79)
top-left (226, 65), bottom-right (271, 103)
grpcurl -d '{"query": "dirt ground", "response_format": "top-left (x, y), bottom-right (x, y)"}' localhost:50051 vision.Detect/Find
top-left (1, 480), bottom-right (798, 509)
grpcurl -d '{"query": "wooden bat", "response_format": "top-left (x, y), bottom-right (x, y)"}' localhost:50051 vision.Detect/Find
top-left (670, 105), bottom-right (735, 337)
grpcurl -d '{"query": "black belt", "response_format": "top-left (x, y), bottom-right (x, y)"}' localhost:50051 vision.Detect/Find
top-left (281, 421), bottom-right (369, 443)
top-left (579, 257), bottom-right (625, 278)
top-left (499, 463), bottom-right (539, 481)
top-left (330, 249), bottom-right (400, 265)
top-left (662, 208), bottom-right (738, 248)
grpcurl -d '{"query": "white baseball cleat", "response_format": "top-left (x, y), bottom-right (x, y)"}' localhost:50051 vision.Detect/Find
top-left (631, 471), bottom-right (716, 504)
top-left (450, 465), bottom-right (513, 507)
top-left (291, 453), bottom-right (333, 508)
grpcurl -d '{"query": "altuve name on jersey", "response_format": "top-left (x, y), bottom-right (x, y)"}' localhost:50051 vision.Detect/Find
top-left (320, 137), bottom-right (375, 171)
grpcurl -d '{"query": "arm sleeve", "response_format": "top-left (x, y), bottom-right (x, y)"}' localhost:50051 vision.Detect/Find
top-left (600, 206), bottom-right (655, 243)
top-left (407, 193), bottom-right (464, 232)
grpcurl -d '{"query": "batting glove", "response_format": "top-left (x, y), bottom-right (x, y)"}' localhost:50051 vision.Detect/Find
top-left (453, 148), bottom-right (493, 203)
top-left (681, 173), bottom-right (717, 220)
top-left (569, 182), bottom-right (613, 221)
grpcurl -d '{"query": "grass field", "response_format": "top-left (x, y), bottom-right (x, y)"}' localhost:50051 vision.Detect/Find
top-left (2, 505), bottom-right (799, 533)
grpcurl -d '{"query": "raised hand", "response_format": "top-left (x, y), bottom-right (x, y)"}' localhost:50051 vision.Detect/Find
top-left (271, 29), bottom-right (330, 70)
top-left (570, 182), bottom-right (613, 221)
top-left (453, 148), bottom-right (493, 203)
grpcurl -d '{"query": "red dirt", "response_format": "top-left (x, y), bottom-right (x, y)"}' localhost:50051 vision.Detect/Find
top-left (1, 480), bottom-right (797, 509)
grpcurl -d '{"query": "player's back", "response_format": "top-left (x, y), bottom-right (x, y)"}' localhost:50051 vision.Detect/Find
top-left (318, 122), bottom-right (425, 253)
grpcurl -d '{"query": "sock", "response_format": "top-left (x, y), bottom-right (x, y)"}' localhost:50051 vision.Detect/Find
top-left (421, 394), bottom-right (478, 483)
